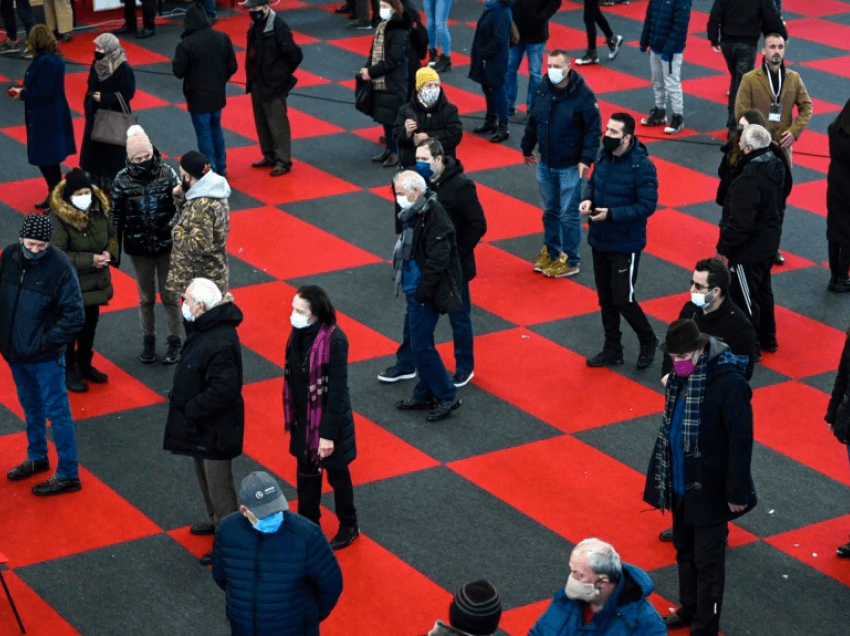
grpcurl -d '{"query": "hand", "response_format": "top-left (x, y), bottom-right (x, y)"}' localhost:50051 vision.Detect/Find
top-left (661, 373), bottom-right (669, 387)
top-left (404, 118), bottom-right (417, 137)
top-left (578, 162), bottom-right (590, 178)
top-left (523, 154), bottom-right (539, 166)
top-left (578, 199), bottom-right (593, 215)
top-left (9, 87), bottom-right (22, 100)
top-left (780, 130), bottom-right (796, 149)
top-left (318, 437), bottom-right (334, 459)
top-left (413, 132), bottom-right (428, 144)
top-left (359, 68), bottom-right (371, 81)
top-left (92, 91), bottom-right (101, 103)
top-left (728, 502), bottom-right (747, 513)
top-left (590, 207), bottom-right (609, 222)
top-left (173, 184), bottom-right (183, 197)
top-left (94, 251), bottom-right (111, 268)
top-left (711, 45), bottom-right (721, 53)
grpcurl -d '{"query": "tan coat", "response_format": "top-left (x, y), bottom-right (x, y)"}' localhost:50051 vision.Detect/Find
top-left (735, 65), bottom-right (813, 146)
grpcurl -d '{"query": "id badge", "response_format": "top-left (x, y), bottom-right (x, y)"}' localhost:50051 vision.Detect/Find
top-left (769, 102), bottom-right (782, 122)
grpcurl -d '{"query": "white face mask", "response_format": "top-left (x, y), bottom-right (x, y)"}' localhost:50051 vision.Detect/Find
top-left (421, 88), bottom-right (439, 104)
top-left (565, 575), bottom-right (602, 603)
top-left (182, 302), bottom-right (195, 322)
top-left (548, 68), bottom-right (565, 85)
top-left (71, 193), bottom-right (92, 211)
top-left (290, 311), bottom-right (311, 329)
top-left (396, 195), bottom-right (414, 210)
top-left (691, 291), bottom-right (713, 309)
top-left (379, 7), bottom-right (393, 20)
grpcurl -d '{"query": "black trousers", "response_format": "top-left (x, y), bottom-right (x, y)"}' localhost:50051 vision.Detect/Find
top-left (583, 0), bottom-right (613, 51)
top-left (592, 249), bottom-right (655, 354)
top-left (355, 0), bottom-right (378, 23)
top-left (720, 42), bottom-right (758, 131)
top-left (69, 305), bottom-right (100, 367)
top-left (729, 258), bottom-right (776, 348)
top-left (672, 495), bottom-right (728, 636)
top-left (828, 242), bottom-right (850, 279)
top-left (123, 0), bottom-right (155, 31)
top-left (295, 452), bottom-right (357, 528)
top-left (38, 164), bottom-right (62, 197)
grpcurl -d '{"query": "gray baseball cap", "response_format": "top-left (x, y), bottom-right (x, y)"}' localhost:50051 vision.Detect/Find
top-left (238, 471), bottom-right (289, 519)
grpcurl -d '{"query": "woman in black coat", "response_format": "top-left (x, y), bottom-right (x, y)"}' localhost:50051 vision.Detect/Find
top-left (80, 33), bottom-right (136, 192)
top-left (283, 286), bottom-right (359, 551)
top-left (827, 99), bottom-right (850, 293)
top-left (393, 67), bottom-right (463, 169)
top-left (469, 0), bottom-right (513, 143)
top-left (360, 0), bottom-right (412, 168)
top-left (825, 327), bottom-right (850, 557)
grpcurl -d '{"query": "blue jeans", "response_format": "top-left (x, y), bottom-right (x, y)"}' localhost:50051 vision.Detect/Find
top-left (190, 111), bottom-right (226, 175)
top-left (506, 41), bottom-right (545, 112)
top-left (397, 281), bottom-right (473, 376)
top-left (406, 294), bottom-right (456, 402)
top-left (537, 161), bottom-right (582, 265)
top-left (483, 83), bottom-right (508, 123)
top-left (10, 357), bottom-right (79, 480)
top-left (421, 0), bottom-right (454, 54)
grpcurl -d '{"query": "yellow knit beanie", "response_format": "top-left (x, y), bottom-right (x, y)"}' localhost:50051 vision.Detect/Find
top-left (415, 67), bottom-right (440, 92)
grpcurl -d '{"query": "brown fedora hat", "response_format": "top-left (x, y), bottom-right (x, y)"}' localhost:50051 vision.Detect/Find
top-left (659, 318), bottom-right (710, 355)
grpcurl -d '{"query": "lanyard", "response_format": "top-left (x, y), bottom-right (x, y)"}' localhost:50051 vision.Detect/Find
top-left (766, 66), bottom-right (783, 104)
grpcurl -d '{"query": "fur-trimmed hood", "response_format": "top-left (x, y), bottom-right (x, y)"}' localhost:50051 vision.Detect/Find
top-left (50, 180), bottom-right (111, 230)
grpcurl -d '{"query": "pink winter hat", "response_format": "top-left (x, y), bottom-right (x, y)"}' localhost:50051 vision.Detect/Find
top-left (126, 125), bottom-right (153, 161)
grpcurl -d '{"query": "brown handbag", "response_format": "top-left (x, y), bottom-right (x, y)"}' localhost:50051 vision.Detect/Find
top-left (90, 93), bottom-right (137, 146)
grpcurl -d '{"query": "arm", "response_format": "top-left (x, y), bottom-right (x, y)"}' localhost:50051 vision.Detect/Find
top-left (580, 96), bottom-right (603, 168)
top-left (455, 181), bottom-right (487, 257)
top-left (415, 212), bottom-right (453, 300)
top-left (728, 312), bottom-right (758, 380)
top-left (172, 42), bottom-right (189, 79)
top-left (393, 104), bottom-right (416, 149)
top-left (184, 343), bottom-right (241, 421)
top-left (110, 178), bottom-right (127, 251)
top-left (226, 36), bottom-right (238, 79)
top-left (722, 376), bottom-right (754, 506)
top-left (707, 0), bottom-right (722, 46)
top-left (480, 13), bottom-right (511, 61)
top-left (760, 0), bottom-right (787, 40)
top-left (20, 58), bottom-right (61, 102)
top-left (211, 531), bottom-right (227, 591)
top-left (305, 528), bottom-right (343, 620)
top-left (662, 0), bottom-right (692, 61)
top-left (520, 116), bottom-right (539, 156)
top-left (826, 337), bottom-right (850, 423)
top-left (99, 64), bottom-right (136, 111)
top-left (318, 331), bottom-right (349, 442)
top-left (716, 175), bottom-right (760, 255)
top-left (172, 201), bottom-right (215, 255)
top-left (104, 208), bottom-right (120, 266)
top-left (434, 103), bottom-right (464, 155)
top-left (367, 29), bottom-right (406, 78)
top-left (43, 266), bottom-right (85, 348)
top-left (787, 76), bottom-right (813, 141)
top-left (51, 220), bottom-right (100, 274)
top-left (608, 157), bottom-right (659, 223)
top-left (536, 0), bottom-right (561, 23)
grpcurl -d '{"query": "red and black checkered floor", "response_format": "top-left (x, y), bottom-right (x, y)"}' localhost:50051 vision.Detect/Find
top-left (1, 0), bottom-right (850, 633)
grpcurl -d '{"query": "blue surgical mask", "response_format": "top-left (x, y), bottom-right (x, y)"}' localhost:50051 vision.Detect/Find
top-left (21, 244), bottom-right (47, 260)
top-left (252, 511), bottom-right (284, 533)
top-left (182, 302), bottom-right (195, 322)
top-left (415, 160), bottom-right (434, 180)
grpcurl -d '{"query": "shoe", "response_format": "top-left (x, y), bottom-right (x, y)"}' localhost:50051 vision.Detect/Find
top-left (426, 397), bottom-right (461, 421)
top-left (608, 35), bottom-right (624, 60)
top-left (830, 276), bottom-right (850, 293)
top-left (760, 341), bottom-right (779, 353)
top-left (658, 527), bottom-right (674, 542)
top-left (163, 336), bottom-right (181, 364)
top-left (190, 521), bottom-right (216, 535)
top-left (427, 48), bottom-right (437, 66)
top-left (334, 3), bottom-right (353, 12)
top-left (34, 197), bottom-right (50, 210)
top-left (543, 252), bottom-right (580, 278)
top-left (270, 163), bottom-right (291, 177)
top-left (111, 25), bottom-right (136, 35)
top-left (135, 28), bottom-right (155, 39)
top-left (32, 475), bottom-right (82, 496)
top-left (586, 351), bottom-right (624, 367)
top-left (251, 157), bottom-right (275, 168)
top-left (636, 336), bottom-right (658, 370)
top-left (199, 551), bottom-right (214, 566)
top-left (641, 106), bottom-right (667, 127)
top-left (396, 397), bottom-right (437, 410)
top-left (378, 367), bottom-right (416, 383)
top-left (57, 32), bottom-right (73, 43)
top-left (665, 114), bottom-right (685, 134)
top-left (508, 107), bottom-right (517, 116)
top-left (433, 54), bottom-right (452, 73)
top-left (473, 118), bottom-right (497, 135)
top-left (533, 246), bottom-right (553, 273)
top-left (140, 335), bottom-right (156, 363)
top-left (20, 50), bottom-right (32, 60)
top-left (662, 613), bottom-right (692, 629)
top-left (371, 148), bottom-right (391, 162)
top-left (330, 524), bottom-right (360, 550)
top-left (0, 38), bottom-right (21, 54)
top-left (7, 458), bottom-right (50, 481)
top-left (837, 541), bottom-right (850, 558)
top-left (65, 360), bottom-right (89, 393)
top-left (773, 251), bottom-right (785, 266)
top-left (348, 20), bottom-right (373, 29)
top-left (80, 363), bottom-right (108, 383)
top-left (382, 153), bottom-right (399, 168)
top-left (575, 50), bottom-right (599, 66)
top-left (378, 135), bottom-right (387, 144)
top-left (490, 123), bottom-right (509, 143)
top-left (452, 370), bottom-right (474, 388)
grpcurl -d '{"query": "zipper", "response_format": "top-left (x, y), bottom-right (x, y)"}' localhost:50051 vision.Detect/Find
top-left (253, 532), bottom-right (262, 635)
top-left (5, 260), bottom-right (28, 359)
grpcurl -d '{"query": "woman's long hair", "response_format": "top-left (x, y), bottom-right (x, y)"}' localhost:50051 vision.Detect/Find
top-left (297, 285), bottom-right (337, 326)
top-left (26, 24), bottom-right (61, 57)
top-left (729, 109), bottom-right (769, 166)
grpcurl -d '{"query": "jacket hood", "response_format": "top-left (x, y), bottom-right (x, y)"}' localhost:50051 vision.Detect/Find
top-left (706, 335), bottom-right (749, 377)
top-left (616, 563), bottom-right (655, 606)
top-left (182, 2), bottom-right (210, 36)
top-left (186, 170), bottom-right (231, 201)
top-left (437, 156), bottom-right (465, 183)
top-left (125, 146), bottom-right (165, 180)
top-left (742, 146), bottom-right (785, 186)
top-left (50, 182), bottom-right (111, 230)
top-left (192, 295), bottom-right (243, 331)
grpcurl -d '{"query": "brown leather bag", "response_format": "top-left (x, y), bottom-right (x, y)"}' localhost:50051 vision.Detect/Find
top-left (90, 93), bottom-right (137, 146)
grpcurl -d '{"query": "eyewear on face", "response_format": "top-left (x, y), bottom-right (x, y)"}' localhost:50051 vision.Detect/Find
top-left (690, 280), bottom-right (710, 291)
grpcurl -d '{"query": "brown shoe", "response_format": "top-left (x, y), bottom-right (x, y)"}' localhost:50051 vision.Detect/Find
top-left (251, 158), bottom-right (275, 168)
top-left (270, 164), bottom-right (291, 177)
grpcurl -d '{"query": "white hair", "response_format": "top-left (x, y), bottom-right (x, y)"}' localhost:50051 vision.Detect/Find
top-left (393, 170), bottom-right (427, 194)
top-left (573, 538), bottom-right (622, 583)
top-left (741, 124), bottom-right (771, 150)
top-left (186, 278), bottom-right (222, 309)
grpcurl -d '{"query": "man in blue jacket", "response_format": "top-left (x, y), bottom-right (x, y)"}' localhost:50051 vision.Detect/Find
top-left (213, 471), bottom-right (343, 636)
top-left (1, 214), bottom-right (85, 496)
top-left (521, 49), bottom-right (601, 278)
top-left (529, 538), bottom-right (666, 636)
top-left (639, 0), bottom-right (691, 134)
top-left (580, 113), bottom-right (658, 370)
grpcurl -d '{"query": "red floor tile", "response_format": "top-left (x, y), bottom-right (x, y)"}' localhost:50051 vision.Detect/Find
top-left (654, 157), bottom-right (719, 208)
top-left (801, 54), bottom-right (850, 79)
top-left (230, 280), bottom-right (298, 365)
top-left (217, 94), bottom-right (342, 142)
top-left (681, 74), bottom-right (732, 106)
top-left (475, 183), bottom-right (542, 242)
top-left (439, 82), bottom-right (486, 115)
top-left (166, 526), bottom-right (215, 560)
top-left (757, 308), bottom-right (846, 378)
top-left (454, 132), bottom-right (525, 173)
top-left (64, 72), bottom-right (170, 116)
top-left (327, 34), bottom-right (374, 58)
top-left (241, 378), bottom-right (292, 485)
top-left (569, 59), bottom-right (653, 95)
top-left (785, 18), bottom-right (850, 50)
top-left (469, 328), bottom-right (663, 431)
top-left (100, 266), bottom-right (149, 313)
top-left (646, 208), bottom-right (724, 269)
top-left (793, 130), bottom-right (829, 161)
top-left (61, 33), bottom-right (172, 67)
top-left (641, 292), bottom-right (692, 325)
top-left (470, 244), bottom-right (600, 326)
top-left (0, 177), bottom-right (54, 214)
top-left (811, 97), bottom-right (844, 117)
top-left (783, 0), bottom-right (849, 16)
top-left (0, 433), bottom-right (162, 567)
top-left (500, 600), bottom-right (550, 636)
top-left (752, 381), bottom-right (850, 484)
top-left (0, 569), bottom-right (82, 636)
top-left (786, 179), bottom-right (827, 217)
top-left (766, 514), bottom-right (850, 587)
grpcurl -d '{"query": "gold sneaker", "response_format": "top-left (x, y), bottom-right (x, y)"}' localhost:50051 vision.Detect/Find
top-left (533, 246), bottom-right (553, 273)
top-left (543, 252), bottom-right (580, 278)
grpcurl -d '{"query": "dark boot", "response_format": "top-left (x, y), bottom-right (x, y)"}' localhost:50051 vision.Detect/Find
top-left (79, 353), bottom-right (108, 383)
top-left (473, 117), bottom-right (497, 135)
top-left (65, 353), bottom-right (89, 393)
top-left (433, 54), bottom-right (452, 73)
top-left (832, 277), bottom-right (850, 293)
top-left (427, 48), bottom-right (437, 66)
top-left (140, 335), bottom-right (156, 363)
top-left (163, 336), bottom-right (181, 364)
top-left (490, 121), bottom-right (510, 143)
top-left (296, 471), bottom-right (323, 525)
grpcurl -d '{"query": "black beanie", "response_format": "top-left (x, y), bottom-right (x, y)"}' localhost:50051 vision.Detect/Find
top-left (63, 168), bottom-right (92, 197)
top-left (180, 151), bottom-right (209, 180)
top-left (449, 581), bottom-right (502, 636)
top-left (20, 213), bottom-right (53, 242)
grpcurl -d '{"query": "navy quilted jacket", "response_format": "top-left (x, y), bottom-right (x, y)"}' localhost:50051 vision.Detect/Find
top-left (639, 0), bottom-right (691, 60)
top-left (583, 138), bottom-right (658, 253)
top-left (212, 511), bottom-right (343, 636)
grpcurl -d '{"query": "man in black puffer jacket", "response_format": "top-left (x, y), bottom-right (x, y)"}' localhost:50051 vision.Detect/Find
top-left (213, 471), bottom-right (343, 636)
top-left (112, 125), bottom-right (182, 364)
top-left (164, 278), bottom-right (244, 566)
top-left (172, 1), bottom-right (238, 176)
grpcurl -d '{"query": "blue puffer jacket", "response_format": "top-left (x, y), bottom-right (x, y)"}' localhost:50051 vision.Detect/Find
top-left (212, 511), bottom-right (343, 636)
top-left (639, 0), bottom-right (692, 61)
top-left (468, 0), bottom-right (513, 86)
top-left (529, 563), bottom-right (666, 636)
top-left (584, 138), bottom-right (658, 253)
top-left (521, 71), bottom-right (602, 169)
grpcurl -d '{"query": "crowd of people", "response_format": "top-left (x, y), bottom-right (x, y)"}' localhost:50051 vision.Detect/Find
top-left (2, 0), bottom-right (850, 634)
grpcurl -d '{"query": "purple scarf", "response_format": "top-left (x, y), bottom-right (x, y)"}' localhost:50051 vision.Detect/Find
top-left (283, 323), bottom-right (335, 467)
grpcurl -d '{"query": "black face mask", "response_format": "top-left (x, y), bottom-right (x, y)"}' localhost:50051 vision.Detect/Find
top-left (249, 10), bottom-right (266, 22)
top-left (94, 51), bottom-right (106, 61)
top-left (136, 158), bottom-right (154, 171)
top-left (602, 135), bottom-right (623, 153)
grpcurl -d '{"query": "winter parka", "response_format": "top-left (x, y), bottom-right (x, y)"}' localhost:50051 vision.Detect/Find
top-left (827, 121), bottom-right (850, 245)
top-left (469, 0), bottom-right (513, 87)
top-left (393, 89), bottom-right (463, 168)
top-left (412, 193), bottom-right (464, 314)
top-left (639, 0), bottom-right (692, 60)
top-left (20, 51), bottom-right (76, 167)
top-left (246, 10), bottom-right (302, 102)
top-left (365, 13), bottom-right (413, 126)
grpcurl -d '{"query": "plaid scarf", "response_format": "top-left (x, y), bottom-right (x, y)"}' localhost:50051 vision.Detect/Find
top-left (651, 348), bottom-right (709, 513)
top-left (392, 193), bottom-right (431, 295)
top-left (370, 21), bottom-right (389, 92)
top-left (283, 323), bottom-right (335, 468)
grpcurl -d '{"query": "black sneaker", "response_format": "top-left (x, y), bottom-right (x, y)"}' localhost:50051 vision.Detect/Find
top-left (773, 251), bottom-right (785, 266)
top-left (575, 50), bottom-right (599, 66)
top-left (80, 364), bottom-right (108, 383)
top-left (348, 20), bottom-right (372, 29)
top-left (163, 336), bottom-right (181, 365)
top-left (396, 397), bottom-right (436, 410)
top-left (586, 351), bottom-right (624, 367)
top-left (190, 521), bottom-right (216, 535)
top-left (608, 35), bottom-right (624, 60)
top-left (32, 475), bottom-right (82, 496)
top-left (665, 114), bottom-right (685, 135)
top-left (636, 336), bottom-right (658, 370)
top-left (426, 398), bottom-right (462, 421)
top-left (377, 366), bottom-right (416, 383)
top-left (140, 335), bottom-right (156, 363)
top-left (641, 106), bottom-right (667, 127)
top-left (330, 525), bottom-right (360, 550)
top-left (7, 458), bottom-right (50, 481)
top-left (452, 370), bottom-right (475, 388)
top-left (199, 551), bottom-right (214, 566)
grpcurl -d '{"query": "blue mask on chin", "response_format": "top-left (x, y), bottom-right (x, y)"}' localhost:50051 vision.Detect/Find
top-left (252, 511), bottom-right (284, 534)
top-left (21, 244), bottom-right (47, 260)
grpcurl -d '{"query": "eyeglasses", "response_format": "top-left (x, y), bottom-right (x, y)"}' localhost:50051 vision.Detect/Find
top-left (690, 280), bottom-right (710, 291)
